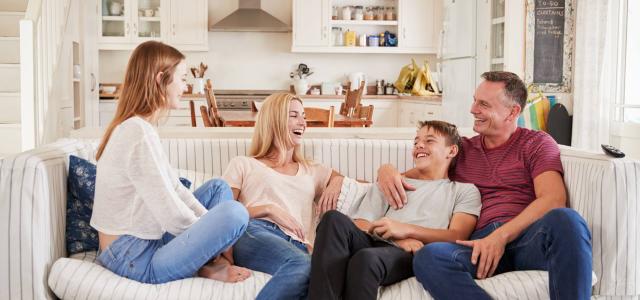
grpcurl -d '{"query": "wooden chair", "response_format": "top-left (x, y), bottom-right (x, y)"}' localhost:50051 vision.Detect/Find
top-left (304, 106), bottom-right (335, 127)
top-left (341, 81), bottom-right (365, 116)
top-left (203, 79), bottom-right (223, 127)
top-left (189, 100), bottom-right (197, 127)
top-left (358, 104), bottom-right (374, 127)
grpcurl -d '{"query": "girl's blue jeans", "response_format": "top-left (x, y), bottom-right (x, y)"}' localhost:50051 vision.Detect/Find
top-left (96, 179), bottom-right (249, 284)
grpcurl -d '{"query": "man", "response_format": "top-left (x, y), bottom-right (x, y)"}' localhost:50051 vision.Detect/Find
top-left (309, 121), bottom-right (481, 300)
top-left (376, 71), bottom-right (592, 299)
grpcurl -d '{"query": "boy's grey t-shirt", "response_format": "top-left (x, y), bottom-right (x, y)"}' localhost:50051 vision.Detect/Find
top-left (352, 178), bottom-right (481, 229)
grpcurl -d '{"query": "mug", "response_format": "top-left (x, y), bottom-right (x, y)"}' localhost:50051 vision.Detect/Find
top-left (73, 65), bottom-right (81, 79)
top-left (110, 1), bottom-right (123, 16)
top-left (144, 9), bottom-right (154, 17)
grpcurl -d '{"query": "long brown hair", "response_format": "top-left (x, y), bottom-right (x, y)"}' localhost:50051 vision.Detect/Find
top-left (96, 41), bottom-right (185, 160)
top-left (249, 93), bottom-right (307, 166)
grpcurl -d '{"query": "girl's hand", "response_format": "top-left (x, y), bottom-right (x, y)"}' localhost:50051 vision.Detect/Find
top-left (318, 176), bottom-right (344, 214)
top-left (267, 204), bottom-right (305, 240)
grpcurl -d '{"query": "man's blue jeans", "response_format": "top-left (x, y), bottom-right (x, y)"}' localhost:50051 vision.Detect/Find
top-left (413, 208), bottom-right (592, 300)
top-left (97, 179), bottom-right (249, 284)
top-left (233, 219), bottom-right (311, 300)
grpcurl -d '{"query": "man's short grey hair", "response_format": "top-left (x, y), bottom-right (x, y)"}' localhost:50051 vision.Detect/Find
top-left (481, 71), bottom-right (528, 111)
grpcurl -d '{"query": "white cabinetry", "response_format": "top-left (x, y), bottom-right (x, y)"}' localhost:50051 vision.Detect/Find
top-left (292, 0), bottom-right (330, 49)
top-left (167, 0), bottom-right (208, 51)
top-left (398, 0), bottom-right (439, 52)
top-left (292, 0), bottom-right (440, 53)
top-left (397, 101), bottom-right (442, 127)
top-left (98, 0), bottom-right (207, 51)
top-left (361, 99), bottom-right (397, 127)
top-left (100, 98), bottom-right (208, 127)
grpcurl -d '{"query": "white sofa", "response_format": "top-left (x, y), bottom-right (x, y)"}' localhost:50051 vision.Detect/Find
top-left (1, 128), bottom-right (638, 299)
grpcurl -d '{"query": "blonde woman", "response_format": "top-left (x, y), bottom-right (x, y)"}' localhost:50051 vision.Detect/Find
top-left (222, 93), bottom-right (344, 300)
top-left (91, 41), bottom-right (250, 284)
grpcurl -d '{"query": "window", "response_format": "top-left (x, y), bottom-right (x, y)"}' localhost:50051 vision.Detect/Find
top-left (617, 0), bottom-right (640, 123)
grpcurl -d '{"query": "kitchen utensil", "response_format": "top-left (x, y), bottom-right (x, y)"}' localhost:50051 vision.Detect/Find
top-left (348, 72), bottom-right (367, 94)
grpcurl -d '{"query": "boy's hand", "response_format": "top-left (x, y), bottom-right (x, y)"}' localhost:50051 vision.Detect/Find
top-left (394, 238), bottom-right (424, 253)
top-left (369, 217), bottom-right (413, 240)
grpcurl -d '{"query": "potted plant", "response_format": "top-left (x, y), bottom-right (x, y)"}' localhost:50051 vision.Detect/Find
top-left (290, 63), bottom-right (314, 95)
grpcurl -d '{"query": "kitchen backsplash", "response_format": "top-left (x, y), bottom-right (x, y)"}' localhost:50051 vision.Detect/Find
top-left (99, 32), bottom-right (435, 90)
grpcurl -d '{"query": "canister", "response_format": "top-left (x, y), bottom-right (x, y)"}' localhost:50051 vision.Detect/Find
top-left (367, 35), bottom-right (379, 47)
top-left (344, 30), bottom-right (356, 46)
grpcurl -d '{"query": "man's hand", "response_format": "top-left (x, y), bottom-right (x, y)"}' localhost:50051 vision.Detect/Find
top-left (377, 164), bottom-right (415, 209)
top-left (369, 217), bottom-right (413, 240)
top-left (456, 231), bottom-right (508, 279)
top-left (394, 238), bottom-right (424, 253)
top-left (318, 176), bottom-right (343, 214)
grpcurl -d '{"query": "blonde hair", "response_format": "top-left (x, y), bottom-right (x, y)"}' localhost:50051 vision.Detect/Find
top-left (249, 93), bottom-right (307, 166)
top-left (96, 41), bottom-right (185, 160)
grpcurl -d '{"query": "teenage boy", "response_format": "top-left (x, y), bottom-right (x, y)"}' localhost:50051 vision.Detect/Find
top-left (308, 120), bottom-right (481, 300)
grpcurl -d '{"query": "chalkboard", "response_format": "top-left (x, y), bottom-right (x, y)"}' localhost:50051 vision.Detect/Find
top-left (533, 0), bottom-right (565, 83)
top-left (525, 0), bottom-right (574, 92)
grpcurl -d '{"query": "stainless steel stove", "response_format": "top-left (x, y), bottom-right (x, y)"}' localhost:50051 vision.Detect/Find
top-left (214, 90), bottom-right (287, 111)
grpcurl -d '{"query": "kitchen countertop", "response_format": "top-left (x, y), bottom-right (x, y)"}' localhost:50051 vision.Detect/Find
top-left (100, 93), bottom-right (442, 103)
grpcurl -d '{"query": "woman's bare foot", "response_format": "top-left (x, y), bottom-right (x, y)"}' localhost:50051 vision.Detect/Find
top-left (197, 256), bottom-right (252, 283)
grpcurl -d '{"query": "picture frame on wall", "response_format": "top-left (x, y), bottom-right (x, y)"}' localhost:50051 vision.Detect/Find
top-left (525, 0), bottom-right (575, 93)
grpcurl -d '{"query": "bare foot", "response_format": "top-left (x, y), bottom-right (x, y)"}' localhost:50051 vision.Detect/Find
top-left (198, 257), bottom-right (252, 283)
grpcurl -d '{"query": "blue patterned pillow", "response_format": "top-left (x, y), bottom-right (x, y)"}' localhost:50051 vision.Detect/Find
top-left (66, 155), bottom-right (193, 255)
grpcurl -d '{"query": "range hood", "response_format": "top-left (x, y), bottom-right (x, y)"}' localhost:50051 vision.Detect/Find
top-left (210, 0), bottom-right (291, 32)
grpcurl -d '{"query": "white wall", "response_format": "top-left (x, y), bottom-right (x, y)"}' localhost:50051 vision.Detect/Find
top-left (99, 0), bottom-right (434, 90)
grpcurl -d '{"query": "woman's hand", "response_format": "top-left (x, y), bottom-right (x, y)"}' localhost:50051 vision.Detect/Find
top-left (266, 204), bottom-right (306, 240)
top-left (318, 175), bottom-right (344, 214)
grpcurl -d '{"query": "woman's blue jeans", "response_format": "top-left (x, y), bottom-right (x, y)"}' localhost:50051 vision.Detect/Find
top-left (96, 179), bottom-right (249, 284)
top-left (233, 219), bottom-right (311, 300)
top-left (413, 208), bottom-right (593, 300)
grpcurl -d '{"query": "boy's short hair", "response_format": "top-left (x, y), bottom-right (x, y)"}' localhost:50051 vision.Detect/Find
top-left (417, 120), bottom-right (461, 169)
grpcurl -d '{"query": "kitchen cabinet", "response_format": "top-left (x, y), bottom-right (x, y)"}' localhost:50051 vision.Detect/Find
top-left (98, 0), bottom-right (207, 51)
top-left (399, 0), bottom-right (439, 52)
top-left (292, 0), bottom-right (440, 54)
top-left (99, 98), bottom-right (208, 127)
top-left (292, 0), bottom-right (331, 49)
top-left (397, 101), bottom-right (442, 127)
top-left (360, 99), bottom-right (397, 127)
top-left (167, 0), bottom-right (208, 51)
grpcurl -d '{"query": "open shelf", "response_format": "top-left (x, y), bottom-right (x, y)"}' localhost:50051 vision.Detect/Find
top-left (331, 20), bottom-right (397, 26)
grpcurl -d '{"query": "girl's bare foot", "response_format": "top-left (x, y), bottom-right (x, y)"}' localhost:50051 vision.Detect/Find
top-left (197, 256), bottom-right (252, 283)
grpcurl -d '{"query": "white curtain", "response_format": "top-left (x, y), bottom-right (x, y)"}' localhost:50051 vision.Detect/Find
top-left (571, 0), bottom-right (622, 151)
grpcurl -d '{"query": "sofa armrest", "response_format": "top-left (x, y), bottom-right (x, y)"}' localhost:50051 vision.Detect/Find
top-left (0, 139), bottom-right (95, 300)
top-left (561, 152), bottom-right (640, 297)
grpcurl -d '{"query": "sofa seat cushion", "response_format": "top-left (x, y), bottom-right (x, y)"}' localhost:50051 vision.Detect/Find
top-left (48, 252), bottom-right (552, 300)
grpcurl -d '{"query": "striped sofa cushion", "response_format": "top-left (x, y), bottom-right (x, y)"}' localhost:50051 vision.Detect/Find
top-left (49, 251), bottom-right (551, 300)
top-left (2, 138), bottom-right (639, 299)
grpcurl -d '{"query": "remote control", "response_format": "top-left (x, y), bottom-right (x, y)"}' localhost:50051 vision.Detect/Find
top-left (601, 144), bottom-right (625, 158)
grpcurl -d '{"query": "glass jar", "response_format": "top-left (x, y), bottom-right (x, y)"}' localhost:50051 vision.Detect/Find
top-left (379, 33), bottom-right (386, 46)
top-left (332, 6), bottom-right (339, 20)
top-left (332, 27), bottom-right (343, 46)
top-left (385, 6), bottom-right (396, 20)
top-left (364, 7), bottom-right (374, 20)
top-left (342, 5), bottom-right (352, 20)
top-left (353, 6), bottom-right (364, 21)
top-left (375, 6), bottom-right (385, 20)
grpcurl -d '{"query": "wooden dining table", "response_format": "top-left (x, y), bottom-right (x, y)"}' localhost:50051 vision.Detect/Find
top-left (218, 110), bottom-right (372, 127)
